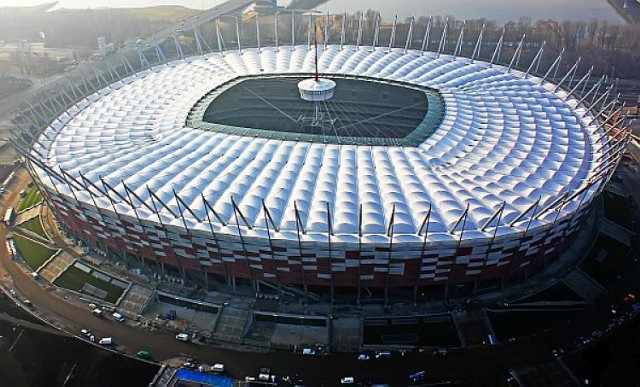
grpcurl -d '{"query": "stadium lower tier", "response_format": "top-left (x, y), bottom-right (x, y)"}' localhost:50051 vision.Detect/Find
top-left (42, 187), bottom-right (590, 294)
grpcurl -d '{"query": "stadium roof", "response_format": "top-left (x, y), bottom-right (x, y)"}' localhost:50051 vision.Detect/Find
top-left (34, 45), bottom-right (607, 244)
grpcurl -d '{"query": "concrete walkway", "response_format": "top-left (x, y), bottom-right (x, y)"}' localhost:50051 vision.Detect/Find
top-left (599, 218), bottom-right (633, 247)
top-left (563, 269), bottom-right (605, 304)
top-left (452, 307), bottom-right (496, 347)
top-left (38, 251), bottom-right (75, 282)
top-left (14, 204), bottom-right (41, 224)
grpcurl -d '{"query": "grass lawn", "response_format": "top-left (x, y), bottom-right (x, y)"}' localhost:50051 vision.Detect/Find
top-left (54, 265), bottom-right (128, 304)
top-left (514, 282), bottom-right (584, 303)
top-left (17, 185), bottom-right (43, 212)
top-left (488, 310), bottom-right (576, 341)
top-left (603, 191), bottom-right (632, 230)
top-left (12, 234), bottom-right (57, 271)
top-left (363, 314), bottom-right (460, 347)
top-left (579, 234), bottom-right (632, 289)
top-left (18, 217), bottom-right (48, 240)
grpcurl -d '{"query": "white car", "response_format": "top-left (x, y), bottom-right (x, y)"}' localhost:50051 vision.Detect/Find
top-left (98, 337), bottom-right (112, 345)
top-left (302, 348), bottom-right (316, 355)
top-left (341, 376), bottom-right (355, 384)
top-left (357, 353), bottom-right (370, 360)
top-left (175, 333), bottom-right (189, 342)
top-left (258, 368), bottom-right (271, 381)
top-left (112, 312), bottom-right (125, 322)
top-left (210, 363), bottom-right (224, 373)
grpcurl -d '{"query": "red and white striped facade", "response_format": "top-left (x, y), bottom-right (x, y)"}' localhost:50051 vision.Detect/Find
top-left (27, 45), bottom-right (623, 295)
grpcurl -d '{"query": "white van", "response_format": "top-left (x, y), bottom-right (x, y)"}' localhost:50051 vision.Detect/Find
top-left (98, 337), bottom-right (113, 345)
top-left (92, 308), bottom-right (103, 317)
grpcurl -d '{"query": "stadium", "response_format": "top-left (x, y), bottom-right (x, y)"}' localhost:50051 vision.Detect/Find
top-left (19, 22), bottom-right (627, 303)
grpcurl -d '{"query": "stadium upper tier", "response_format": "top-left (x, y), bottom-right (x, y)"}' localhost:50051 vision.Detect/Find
top-left (34, 45), bottom-right (606, 245)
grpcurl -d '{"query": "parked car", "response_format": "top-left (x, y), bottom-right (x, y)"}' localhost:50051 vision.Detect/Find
top-left (432, 348), bottom-right (448, 356)
top-left (137, 350), bottom-right (151, 360)
top-left (112, 312), bottom-right (125, 322)
top-left (175, 333), bottom-right (189, 342)
top-left (258, 368), bottom-right (271, 381)
top-left (341, 376), bottom-right (355, 384)
top-left (98, 337), bottom-right (113, 345)
top-left (357, 353), bottom-right (370, 360)
top-left (408, 370), bottom-right (426, 383)
top-left (210, 363), bottom-right (224, 373)
top-left (302, 348), bottom-right (316, 355)
top-left (183, 357), bottom-right (198, 369)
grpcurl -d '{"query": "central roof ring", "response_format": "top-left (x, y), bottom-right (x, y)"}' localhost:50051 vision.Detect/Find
top-left (187, 73), bottom-right (445, 147)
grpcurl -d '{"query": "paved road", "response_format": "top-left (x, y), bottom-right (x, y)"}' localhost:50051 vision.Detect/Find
top-left (0, 171), bottom-right (557, 386)
top-left (140, 0), bottom-right (255, 45)
top-left (4, 165), bottom-right (640, 385)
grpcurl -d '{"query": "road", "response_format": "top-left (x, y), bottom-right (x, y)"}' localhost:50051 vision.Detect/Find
top-left (140, 0), bottom-right (255, 46)
top-left (0, 170), bottom-right (556, 386)
top-left (3, 166), bottom-right (640, 386)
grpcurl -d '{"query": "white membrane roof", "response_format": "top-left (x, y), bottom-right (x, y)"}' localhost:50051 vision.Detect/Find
top-left (34, 45), bottom-right (607, 244)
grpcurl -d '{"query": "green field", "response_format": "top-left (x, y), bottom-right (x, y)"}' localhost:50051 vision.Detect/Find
top-left (17, 185), bottom-right (43, 212)
top-left (18, 217), bottom-right (48, 240)
top-left (12, 234), bottom-right (57, 271)
top-left (54, 264), bottom-right (128, 304)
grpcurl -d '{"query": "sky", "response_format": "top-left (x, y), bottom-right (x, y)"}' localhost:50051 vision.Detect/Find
top-left (0, 0), bottom-right (226, 9)
top-left (0, 0), bottom-right (623, 23)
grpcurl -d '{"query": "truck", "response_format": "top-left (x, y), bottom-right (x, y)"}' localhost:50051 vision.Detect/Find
top-left (3, 207), bottom-right (14, 225)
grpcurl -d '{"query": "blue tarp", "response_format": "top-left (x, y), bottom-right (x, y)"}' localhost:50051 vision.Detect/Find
top-left (174, 369), bottom-right (233, 387)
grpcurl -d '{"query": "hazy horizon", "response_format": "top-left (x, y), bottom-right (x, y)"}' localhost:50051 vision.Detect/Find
top-left (0, 0), bottom-right (623, 23)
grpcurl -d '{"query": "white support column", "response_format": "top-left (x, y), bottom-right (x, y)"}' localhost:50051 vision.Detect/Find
top-left (256, 12), bottom-right (261, 53)
top-left (372, 13), bottom-right (380, 51)
top-left (356, 12), bottom-right (364, 50)
top-left (404, 15), bottom-right (415, 53)
top-left (340, 11), bottom-right (347, 49)
top-left (453, 20), bottom-right (466, 59)
top-left (420, 16), bottom-right (432, 55)
top-left (275, 12), bottom-right (280, 50)
top-left (291, 11), bottom-right (295, 48)
top-left (471, 23), bottom-right (485, 62)
top-left (490, 29), bottom-right (505, 66)
top-left (235, 14), bottom-right (243, 53)
top-left (387, 14), bottom-right (397, 53)
top-left (507, 34), bottom-right (526, 72)
top-left (436, 17), bottom-right (448, 57)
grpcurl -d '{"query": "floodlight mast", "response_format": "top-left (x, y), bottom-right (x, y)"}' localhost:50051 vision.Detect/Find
top-left (297, 19), bottom-right (335, 103)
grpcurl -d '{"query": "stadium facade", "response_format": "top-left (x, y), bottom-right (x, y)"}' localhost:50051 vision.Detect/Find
top-left (17, 19), bottom-right (629, 303)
